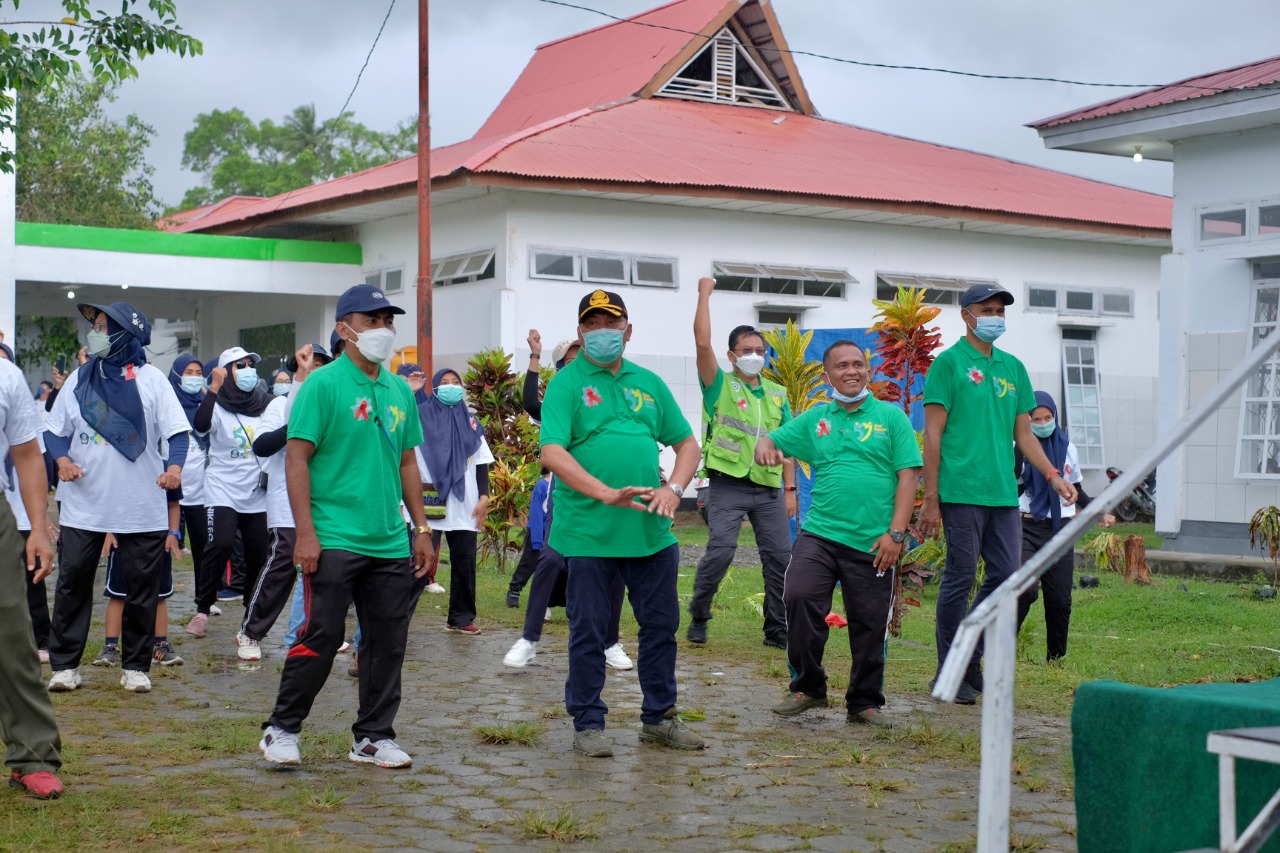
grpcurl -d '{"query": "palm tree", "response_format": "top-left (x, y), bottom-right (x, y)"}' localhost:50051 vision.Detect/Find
top-left (281, 103), bottom-right (333, 171)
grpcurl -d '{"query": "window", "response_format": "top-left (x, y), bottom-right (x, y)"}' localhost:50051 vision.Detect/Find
top-left (758, 309), bottom-right (803, 327)
top-left (241, 322), bottom-right (296, 376)
top-left (876, 273), bottom-right (997, 306)
top-left (1064, 290), bottom-right (1094, 313)
top-left (713, 262), bottom-right (854, 299)
top-left (1101, 291), bottom-right (1134, 317)
top-left (583, 253), bottom-right (629, 285)
top-left (530, 249), bottom-right (578, 281)
top-left (430, 249), bottom-right (496, 288)
top-left (632, 257), bottom-right (678, 288)
top-left (656, 26), bottom-right (790, 110)
top-left (1027, 283), bottom-right (1136, 318)
top-left (528, 247), bottom-right (678, 289)
top-left (1062, 336), bottom-right (1104, 467)
top-left (1260, 204), bottom-right (1280, 236)
top-left (363, 265), bottom-right (407, 294)
top-left (1239, 277), bottom-right (1280, 477)
top-left (1028, 287), bottom-right (1058, 311)
top-left (1200, 207), bottom-right (1247, 241)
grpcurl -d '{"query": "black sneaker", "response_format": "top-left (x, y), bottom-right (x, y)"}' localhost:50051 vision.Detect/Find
top-left (966, 668), bottom-right (984, 694)
top-left (929, 677), bottom-right (977, 706)
top-left (762, 635), bottom-right (787, 650)
top-left (506, 590), bottom-right (520, 608)
top-left (686, 619), bottom-right (708, 644)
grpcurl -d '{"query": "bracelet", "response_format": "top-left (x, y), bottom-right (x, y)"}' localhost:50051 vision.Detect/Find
top-left (167, 530), bottom-right (181, 538)
top-left (784, 486), bottom-right (797, 492)
top-left (1045, 468), bottom-right (1061, 482)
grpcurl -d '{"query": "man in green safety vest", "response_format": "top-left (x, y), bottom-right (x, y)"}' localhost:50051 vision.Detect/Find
top-left (688, 276), bottom-right (797, 649)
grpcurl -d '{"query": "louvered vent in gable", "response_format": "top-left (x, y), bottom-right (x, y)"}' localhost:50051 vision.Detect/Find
top-left (657, 27), bottom-right (790, 110)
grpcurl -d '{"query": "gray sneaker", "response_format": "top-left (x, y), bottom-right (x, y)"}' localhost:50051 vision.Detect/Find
top-left (572, 729), bottom-right (613, 757)
top-left (92, 645), bottom-right (119, 667)
top-left (639, 716), bottom-right (705, 750)
top-left (771, 691), bottom-right (826, 717)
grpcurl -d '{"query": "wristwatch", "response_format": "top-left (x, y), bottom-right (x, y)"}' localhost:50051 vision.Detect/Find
top-left (668, 483), bottom-right (684, 497)
top-left (413, 523), bottom-right (433, 535)
top-left (888, 529), bottom-right (908, 544)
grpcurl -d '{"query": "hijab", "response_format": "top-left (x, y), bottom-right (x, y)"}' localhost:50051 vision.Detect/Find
top-left (215, 356), bottom-right (272, 418)
top-left (168, 354), bottom-right (203, 428)
top-left (417, 368), bottom-right (483, 501)
top-left (397, 362), bottom-right (428, 405)
top-left (1026, 390), bottom-right (1071, 529)
top-left (73, 311), bottom-right (149, 462)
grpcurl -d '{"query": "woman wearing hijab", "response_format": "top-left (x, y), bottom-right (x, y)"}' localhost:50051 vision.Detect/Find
top-left (1016, 390), bottom-right (1115, 661)
top-left (168, 355), bottom-right (209, 600)
top-left (271, 368), bottom-right (293, 398)
top-left (415, 368), bottom-right (493, 634)
top-left (44, 302), bottom-right (190, 693)
top-left (186, 346), bottom-right (273, 646)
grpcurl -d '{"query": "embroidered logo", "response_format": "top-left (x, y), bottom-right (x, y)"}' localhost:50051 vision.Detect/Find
top-left (736, 397), bottom-right (749, 412)
top-left (129, 311), bottom-right (144, 332)
top-left (967, 367), bottom-right (985, 385)
top-left (583, 386), bottom-right (602, 408)
top-left (857, 421), bottom-right (875, 442)
top-left (384, 405), bottom-right (407, 434)
top-left (996, 377), bottom-right (1015, 398)
top-left (352, 397), bottom-right (371, 421)
top-left (121, 364), bottom-right (137, 381)
top-left (816, 418), bottom-right (831, 437)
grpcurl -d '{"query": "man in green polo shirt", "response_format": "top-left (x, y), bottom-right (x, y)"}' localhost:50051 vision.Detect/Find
top-left (920, 283), bottom-right (1076, 705)
top-left (260, 283), bottom-right (434, 769)
top-left (540, 289), bottom-right (704, 758)
top-left (755, 341), bottom-right (921, 725)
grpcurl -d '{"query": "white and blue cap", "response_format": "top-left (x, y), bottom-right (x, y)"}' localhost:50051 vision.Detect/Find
top-left (218, 346), bottom-right (261, 369)
top-left (336, 284), bottom-right (406, 320)
top-left (960, 283), bottom-right (1015, 309)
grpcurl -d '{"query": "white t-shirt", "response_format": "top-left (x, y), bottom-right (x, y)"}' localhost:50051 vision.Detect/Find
top-left (258, 395), bottom-right (294, 529)
top-left (45, 363), bottom-right (190, 533)
top-left (179, 433), bottom-right (207, 507)
top-left (1019, 442), bottom-right (1083, 520)
top-left (201, 404), bottom-right (267, 514)
top-left (415, 436), bottom-right (494, 532)
top-left (0, 365), bottom-right (44, 531)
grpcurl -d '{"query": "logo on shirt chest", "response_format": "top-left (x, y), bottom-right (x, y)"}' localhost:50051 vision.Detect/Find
top-left (624, 387), bottom-right (656, 413)
top-left (352, 397), bottom-right (372, 421)
top-left (967, 367), bottom-right (985, 385)
top-left (995, 377), bottom-right (1016, 398)
top-left (121, 364), bottom-right (138, 381)
top-left (231, 425), bottom-right (256, 459)
top-left (855, 421), bottom-right (887, 442)
top-left (816, 418), bottom-right (831, 437)
top-left (582, 386), bottom-right (603, 408)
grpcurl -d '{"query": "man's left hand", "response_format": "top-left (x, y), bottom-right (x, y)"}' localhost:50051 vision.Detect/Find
top-left (645, 485), bottom-right (682, 519)
top-left (165, 533), bottom-right (182, 558)
top-left (784, 490), bottom-right (798, 519)
top-left (27, 528), bottom-right (54, 584)
top-left (869, 533), bottom-right (903, 573)
top-left (1051, 474), bottom-right (1078, 507)
top-left (412, 531), bottom-right (436, 578)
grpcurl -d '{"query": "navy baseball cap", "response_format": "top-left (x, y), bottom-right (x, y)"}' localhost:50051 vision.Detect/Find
top-left (335, 284), bottom-right (405, 320)
top-left (960, 283), bottom-right (1014, 309)
top-left (578, 289), bottom-right (627, 321)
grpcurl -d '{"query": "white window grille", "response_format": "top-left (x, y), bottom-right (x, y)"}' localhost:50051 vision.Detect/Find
top-left (876, 273), bottom-right (996, 307)
top-left (529, 249), bottom-right (578, 281)
top-left (714, 262), bottom-right (854, 299)
top-left (363, 265), bottom-right (407, 294)
top-left (430, 249), bottom-right (496, 288)
top-left (656, 27), bottom-right (790, 110)
top-left (527, 247), bottom-right (678, 289)
top-left (582, 253), bottom-right (629, 285)
top-left (1238, 273), bottom-right (1280, 476)
top-left (631, 257), bottom-right (678, 288)
top-left (1025, 283), bottom-right (1135, 318)
top-left (1062, 336), bottom-right (1105, 467)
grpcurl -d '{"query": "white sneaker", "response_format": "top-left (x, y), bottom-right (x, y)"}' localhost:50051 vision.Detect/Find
top-left (545, 608), bottom-right (553, 622)
top-left (236, 632), bottom-right (262, 661)
top-left (425, 582), bottom-right (446, 594)
top-left (604, 643), bottom-right (634, 671)
top-left (47, 668), bottom-right (82, 692)
top-left (210, 604), bottom-right (223, 616)
top-left (260, 725), bottom-right (301, 765)
top-left (337, 641), bottom-right (352, 653)
top-left (120, 670), bottom-right (152, 693)
top-left (37, 649), bottom-right (49, 664)
top-left (503, 638), bottom-right (538, 668)
top-left (349, 737), bottom-right (412, 768)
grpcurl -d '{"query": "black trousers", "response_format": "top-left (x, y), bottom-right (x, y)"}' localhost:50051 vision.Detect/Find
top-left (267, 548), bottom-right (413, 740)
top-left (410, 529), bottom-right (477, 628)
top-left (242, 527), bottom-right (298, 641)
top-left (20, 530), bottom-right (51, 649)
top-left (784, 531), bottom-right (895, 713)
top-left (181, 504), bottom-right (207, 604)
top-left (508, 534), bottom-right (538, 596)
top-left (49, 527), bottom-right (165, 672)
top-left (521, 543), bottom-right (623, 644)
top-left (1016, 517), bottom-right (1074, 660)
top-left (196, 507), bottom-right (268, 616)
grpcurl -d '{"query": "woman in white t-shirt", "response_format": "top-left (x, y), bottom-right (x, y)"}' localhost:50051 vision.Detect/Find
top-left (186, 346), bottom-right (272, 642)
top-left (415, 368), bottom-right (493, 635)
top-left (1016, 390), bottom-right (1115, 661)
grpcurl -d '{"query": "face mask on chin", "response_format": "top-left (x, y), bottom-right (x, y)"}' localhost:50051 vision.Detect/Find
top-left (343, 323), bottom-right (396, 364)
top-left (830, 386), bottom-right (870, 405)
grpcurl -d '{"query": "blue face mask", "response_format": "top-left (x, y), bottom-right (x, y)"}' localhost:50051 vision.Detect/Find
top-left (831, 387), bottom-right (870, 405)
top-left (179, 376), bottom-right (203, 395)
top-left (581, 328), bottom-right (625, 364)
top-left (234, 369), bottom-right (259, 393)
top-left (969, 314), bottom-right (1006, 343)
top-left (435, 384), bottom-right (465, 406)
top-left (1031, 421), bottom-right (1056, 439)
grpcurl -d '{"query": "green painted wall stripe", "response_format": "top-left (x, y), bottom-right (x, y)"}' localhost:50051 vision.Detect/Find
top-left (15, 222), bottom-right (362, 266)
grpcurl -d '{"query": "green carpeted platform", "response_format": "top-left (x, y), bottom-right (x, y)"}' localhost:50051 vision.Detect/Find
top-left (1074, 678), bottom-right (1280, 852)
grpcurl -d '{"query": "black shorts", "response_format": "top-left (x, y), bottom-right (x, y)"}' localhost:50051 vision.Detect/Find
top-left (103, 544), bottom-right (175, 600)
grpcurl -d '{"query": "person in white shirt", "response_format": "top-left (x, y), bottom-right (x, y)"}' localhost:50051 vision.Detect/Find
top-left (44, 302), bottom-right (189, 694)
top-left (415, 368), bottom-right (493, 635)
top-left (186, 347), bottom-right (272, 647)
top-left (1017, 391), bottom-right (1115, 661)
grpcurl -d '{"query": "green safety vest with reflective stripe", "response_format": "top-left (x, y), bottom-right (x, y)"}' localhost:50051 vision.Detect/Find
top-left (704, 375), bottom-right (787, 487)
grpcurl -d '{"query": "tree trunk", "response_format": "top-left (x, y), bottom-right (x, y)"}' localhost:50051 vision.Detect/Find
top-left (1123, 536), bottom-right (1151, 585)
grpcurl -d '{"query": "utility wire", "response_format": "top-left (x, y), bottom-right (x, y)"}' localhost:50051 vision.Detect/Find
top-left (338, 0), bottom-right (398, 119)
top-left (535, 0), bottom-right (1273, 95)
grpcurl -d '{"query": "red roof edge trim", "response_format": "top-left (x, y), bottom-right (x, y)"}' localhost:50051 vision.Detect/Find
top-left (533, 0), bottom-right (727, 50)
top-left (460, 107), bottom-right (600, 172)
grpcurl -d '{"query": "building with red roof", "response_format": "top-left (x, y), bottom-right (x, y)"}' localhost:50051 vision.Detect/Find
top-left (166, 0), bottom-right (1174, 487)
top-left (1033, 52), bottom-right (1280, 554)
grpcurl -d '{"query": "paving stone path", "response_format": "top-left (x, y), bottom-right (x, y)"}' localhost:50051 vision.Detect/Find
top-left (35, 588), bottom-right (1079, 853)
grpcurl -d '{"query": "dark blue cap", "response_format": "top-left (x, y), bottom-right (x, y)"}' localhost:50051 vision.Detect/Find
top-left (78, 301), bottom-right (152, 345)
top-left (335, 284), bottom-right (405, 321)
top-left (960, 283), bottom-right (1014, 309)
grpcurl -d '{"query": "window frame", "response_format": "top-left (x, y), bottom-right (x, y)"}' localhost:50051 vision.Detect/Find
top-left (1257, 197), bottom-right (1280, 240)
top-left (582, 252), bottom-right (631, 286)
top-left (1061, 336), bottom-right (1106, 469)
top-left (1099, 289), bottom-right (1135, 318)
top-left (1237, 276), bottom-right (1280, 479)
top-left (362, 265), bottom-right (407, 295)
top-left (1025, 284), bottom-right (1060, 313)
top-left (631, 256), bottom-right (679, 289)
top-left (875, 272), bottom-right (994, 307)
top-left (1197, 203), bottom-right (1250, 245)
top-left (529, 247), bottom-right (581, 282)
top-left (713, 261), bottom-right (854, 300)
top-left (430, 248), bottom-right (497, 288)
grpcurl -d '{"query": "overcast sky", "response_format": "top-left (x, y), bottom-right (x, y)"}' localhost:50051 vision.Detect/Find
top-left (76, 0), bottom-right (1280, 207)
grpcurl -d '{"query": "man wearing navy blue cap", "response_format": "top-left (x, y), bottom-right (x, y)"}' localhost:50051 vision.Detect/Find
top-left (919, 284), bottom-right (1076, 704)
top-left (260, 284), bottom-right (434, 770)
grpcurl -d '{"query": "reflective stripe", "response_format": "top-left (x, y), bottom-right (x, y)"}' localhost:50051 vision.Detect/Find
top-left (714, 412), bottom-right (770, 438)
top-left (713, 435), bottom-right (743, 454)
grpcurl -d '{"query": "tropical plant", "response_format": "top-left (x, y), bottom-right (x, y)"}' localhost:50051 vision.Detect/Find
top-left (14, 315), bottom-right (79, 372)
top-left (1248, 505), bottom-right (1280, 586)
top-left (761, 319), bottom-right (828, 415)
top-left (1083, 531), bottom-right (1125, 574)
top-left (869, 286), bottom-right (943, 417)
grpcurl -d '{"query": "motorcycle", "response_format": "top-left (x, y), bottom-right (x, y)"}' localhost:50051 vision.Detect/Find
top-left (1104, 466), bottom-right (1156, 523)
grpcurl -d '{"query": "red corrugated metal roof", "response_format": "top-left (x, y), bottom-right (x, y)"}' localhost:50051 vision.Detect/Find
top-left (1032, 54), bottom-right (1280, 128)
top-left (475, 0), bottom-right (731, 139)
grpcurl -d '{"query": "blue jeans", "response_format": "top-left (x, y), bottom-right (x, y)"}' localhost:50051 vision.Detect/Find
top-left (285, 573), bottom-right (365, 648)
top-left (565, 544), bottom-right (680, 731)
top-left (934, 503), bottom-right (1021, 678)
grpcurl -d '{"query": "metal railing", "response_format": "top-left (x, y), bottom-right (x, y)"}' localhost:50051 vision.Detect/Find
top-left (932, 330), bottom-right (1280, 851)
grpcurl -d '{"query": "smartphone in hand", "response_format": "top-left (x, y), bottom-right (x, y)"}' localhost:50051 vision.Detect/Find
top-left (55, 353), bottom-right (67, 374)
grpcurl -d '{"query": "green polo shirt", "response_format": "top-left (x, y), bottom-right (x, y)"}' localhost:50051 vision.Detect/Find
top-left (540, 356), bottom-right (693, 558)
top-left (922, 337), bottom-right (1035, 507)
top-left (288, 353), bottom-right (423, 558)
top-left (769, 398), bottom-right (921, 553)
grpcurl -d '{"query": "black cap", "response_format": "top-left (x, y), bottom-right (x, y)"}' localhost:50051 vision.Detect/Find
top-left (335, 284), bottom-right (406, 320)
top-left (960, 283), bottom-right (1014, 309)
top-left (578, 289), bottom-right (627, 321)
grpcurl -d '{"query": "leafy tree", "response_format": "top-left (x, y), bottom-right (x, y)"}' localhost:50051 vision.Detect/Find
top-left (178, 105), bottom-right (416, 209)
top-left (17, 77), bottom-right (159, 228)
top-left (0, 0), bottom-right (201, 173)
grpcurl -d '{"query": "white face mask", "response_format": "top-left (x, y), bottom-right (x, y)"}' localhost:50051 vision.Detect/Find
top-left (272, 382), bottom-right (291, 397)
top-left (734, 353), bottom-right (766, 377)
top-left (179, 376), bottom-right (204, 394)
top-left (87, 329), bottom-right (113, 358)
top-left (344, 324), bottom-right (396, 364)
